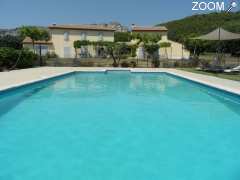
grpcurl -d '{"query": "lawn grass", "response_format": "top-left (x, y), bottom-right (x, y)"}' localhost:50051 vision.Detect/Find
top-left (179, 68), bottom-right (240, 81)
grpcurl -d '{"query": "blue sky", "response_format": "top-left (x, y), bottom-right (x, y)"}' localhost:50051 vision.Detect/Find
top-left (0, 0), bottom-right (233, 28)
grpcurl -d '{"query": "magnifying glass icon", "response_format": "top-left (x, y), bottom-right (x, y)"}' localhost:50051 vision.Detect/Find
top-left (227, 1), bottom-right (238, 12)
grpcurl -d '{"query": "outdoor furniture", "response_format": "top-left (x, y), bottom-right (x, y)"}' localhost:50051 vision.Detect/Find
top-left (205, 66), bottom-right (225, 73)
top-left (224, 65), bottom-right (240, 73)
top-left (196, 61), bottom-right (225, 73)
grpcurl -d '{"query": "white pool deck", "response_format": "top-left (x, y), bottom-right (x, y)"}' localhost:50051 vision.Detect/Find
top-left (0, 67), bottom-right (239, 95)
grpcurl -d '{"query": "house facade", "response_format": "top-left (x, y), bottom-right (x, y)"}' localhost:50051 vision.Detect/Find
top-left (132, 26), bottom-right (190, 60)
top-left (23, 37), bottom-right (55, 56)
top-left (23, 24), bottom-right (115, 58)
top-left (23, 24), bottom-right (189, 60)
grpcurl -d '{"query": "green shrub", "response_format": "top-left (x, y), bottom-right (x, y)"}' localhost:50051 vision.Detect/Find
top-left (112, 61), bottom-right (118, 67)
top-left (152, 59), bottom-right (160, 68)
top-left (189, 58), bottom-right (200, 67)
top-left (130, 61), bottom-right (137, 68)
top-left (0, 35), bottom-right (22, 49)
top-left (121, 61), bottom-right (130, 67)
top-left (73, 40), bottom-right (90, 48)
top-left (17, 49), bottom-right (37, 68)
top-left (173, 61), bottom-right (180, 67)
top-left (46, 52), bottom-right (58, 58)
top-left (159, 42), bottom-right (171, 48)
top-left (0, 47), bottom-right (19, 68)
top-left (199, 59), bottom-right (211, 68)
top-left (0, 47), bottom-right (37, 69)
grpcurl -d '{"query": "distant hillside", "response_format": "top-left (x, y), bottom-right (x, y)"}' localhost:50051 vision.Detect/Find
top-left (0, 26), bottom-right (48, 36)
top-left (0, 28), bottom-right (18, 36)
top-left (157, 12), bottom-right (240, 42)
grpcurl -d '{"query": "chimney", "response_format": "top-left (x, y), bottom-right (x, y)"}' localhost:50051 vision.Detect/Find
top-left (131, 24), bottom-right (136, 31)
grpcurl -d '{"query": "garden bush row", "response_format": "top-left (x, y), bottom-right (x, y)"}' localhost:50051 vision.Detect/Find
top-left (0, 47), bottom-right (37, 70)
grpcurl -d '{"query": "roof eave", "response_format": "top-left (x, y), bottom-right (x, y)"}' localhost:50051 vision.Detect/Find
top-left (48, 26), bottom-right (115, 32)
top-left (23, 41), bottom-right (53, 45)
top-left (132, 29), bottom-right (168, 32)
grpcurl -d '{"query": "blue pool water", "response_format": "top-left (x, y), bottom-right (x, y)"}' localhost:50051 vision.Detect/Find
top-left (0, 71), bottom-right (240, 180)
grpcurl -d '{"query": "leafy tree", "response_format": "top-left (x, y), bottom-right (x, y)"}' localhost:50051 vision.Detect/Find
top-left (184, 39), bottom-right (207, 57)
top-left (19, 26), bottom-right (40, 51)
top-left (104, 42), bottom-right (129, 67)
top-left (131, 33), bottom-right (161, 43)
top-left (131, 33), bottom-right (142, 41)
top-left (148, 34), bottom-right (161, 43)
top-left (73, 40), bottom-right (90, 48)
top-left (114, 32), bottom-right (131, 42)
top-left (19, 26), bottom-right (50, 65)
top-left (131, 32), bottom-right (161, 66)
top-left (144, 43), bottom-right (160, 67)
top-left (73, 40), bottom-right (129, 67)
top-left (73, 40), bottom-right (90, 58)
top-left (37, 29), bottom-right (50, 65)
top-left (0, 35), bottom-right (22, 49)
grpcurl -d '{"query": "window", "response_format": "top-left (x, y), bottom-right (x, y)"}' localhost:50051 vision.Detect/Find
top-left (80, 32), bottom-right (87, 41)
top-left (64, 32), bottom-right (69, 41)
top-left (98, 32), bottom-right (103, 41)
top-left (34, 45), bottom-right (49, 55)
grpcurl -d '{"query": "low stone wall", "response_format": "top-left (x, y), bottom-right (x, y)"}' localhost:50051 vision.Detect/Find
top-left (45, 58), bottom-right (197, 68)
top-left (45, 58), bottom-right (114, 67)
top-left (46, 57), bottom-right (239, 68)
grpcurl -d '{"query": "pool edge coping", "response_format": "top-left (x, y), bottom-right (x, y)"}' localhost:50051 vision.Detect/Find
top-left (164, 71), bottom-right (240, 97)
top-left (0, 71), bottom-right (75, 93)
top-left (0, 69), bottom-right (109, 93)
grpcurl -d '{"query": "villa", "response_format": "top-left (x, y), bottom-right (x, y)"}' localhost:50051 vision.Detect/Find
top-left (23, 24), bottom-right (115, 58)
top-left (23, 24), bottom-right (190, 60)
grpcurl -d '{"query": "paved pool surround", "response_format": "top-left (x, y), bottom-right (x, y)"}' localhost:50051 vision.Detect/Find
top-left (0, 67), bottom-right (239, 96)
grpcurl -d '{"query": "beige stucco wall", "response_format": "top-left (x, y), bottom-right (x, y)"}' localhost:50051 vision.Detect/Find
top-left (132, 31), bottom-right (189, 60)
top-left (158, 38), bottom-right (190, 60)
top-left (23, 44), bottom-right (33, 50)
top-left (50, 29), bottom-right (114, 58)
top-left (135, 34), bottom-right (190, 60)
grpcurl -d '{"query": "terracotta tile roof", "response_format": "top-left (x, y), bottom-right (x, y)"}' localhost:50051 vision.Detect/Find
top-left (132, 26), bottom-right (168, 32)
top-left (22, 37), bottom-right (52, 44)
top-left (48, 24), bottom-right (116, 31)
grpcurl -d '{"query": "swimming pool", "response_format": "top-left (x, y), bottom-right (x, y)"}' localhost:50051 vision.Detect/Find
top-left (0, 71), bottom-right (240, 180)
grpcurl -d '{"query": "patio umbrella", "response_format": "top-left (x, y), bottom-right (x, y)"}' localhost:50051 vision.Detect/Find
top-left (193, 27), bottom-right (240, 41)
top-left (192, 27), bottom-right (240, 64)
